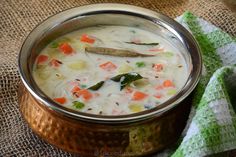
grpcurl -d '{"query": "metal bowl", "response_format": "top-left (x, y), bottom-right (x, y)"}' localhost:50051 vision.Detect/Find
top-left (18, 4), bottom-right (202, 156)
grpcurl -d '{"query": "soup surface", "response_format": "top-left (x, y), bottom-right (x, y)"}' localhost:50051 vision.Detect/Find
top-left (33, 25), bottom-right (188, 115)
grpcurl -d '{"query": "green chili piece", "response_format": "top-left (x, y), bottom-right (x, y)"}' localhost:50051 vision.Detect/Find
top-left (72, 101), bottom-right (85, 109)
top-left (135, 62), bottom-right (146, 68)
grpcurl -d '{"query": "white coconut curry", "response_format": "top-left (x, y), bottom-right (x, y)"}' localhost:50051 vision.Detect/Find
top-left (33, 25), bottom-right (189, 115)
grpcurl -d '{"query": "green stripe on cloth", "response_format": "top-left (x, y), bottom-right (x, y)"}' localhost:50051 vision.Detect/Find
top-left (173, 149), bottom-right (184, 157)
top-left (207, 30), bottom-right (234, 49)
top-left (218, 67), bottom-right (236, 150)
top-left (173, 66), bottom-right (236, 157)
top-left (200, 124), bottom-right (222, 152)
top-left (196, 106), bottom-right (222, 152)
top-left (172, 11), bottom-right (236, 157)
top-left (201, 68), bottom-right (232, 104)
top-left (182, 12), bottom-right (222, 77)
top-left (181, 12), bottom-right (223, 107)
top-left (199, 66), bottom-right (236, 153)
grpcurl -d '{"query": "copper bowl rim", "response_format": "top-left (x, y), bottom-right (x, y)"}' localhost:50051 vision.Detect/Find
top-left (18, 3), bottom-right (202, 123)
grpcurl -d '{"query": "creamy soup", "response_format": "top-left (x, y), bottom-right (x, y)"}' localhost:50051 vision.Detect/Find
top-left (33, 25), bottom-right (188, 115)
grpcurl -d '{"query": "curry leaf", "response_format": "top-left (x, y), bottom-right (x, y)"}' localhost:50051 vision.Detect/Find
top-left (111, 72), bottom-right (143, 90)
top-left (88, 81), bottom-right (105, 91)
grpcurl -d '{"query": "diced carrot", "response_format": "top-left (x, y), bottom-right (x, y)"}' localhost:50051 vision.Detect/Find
top-left (36, 55), bottom-right (48, 64)
top-left (154, 94), bottom-right (162, 99)
top-left (163, 80), bottom-right (174, 87)
top-left (75, 89), bottom-right (92, 100)
top-left (132, 91), bottom-right (148, 101)
top-left (53, 97), bottom-right (66, 104)
top-left (148, 48), bottom-right (164, 52)
top-left (80, 34), bottom-right (95, 44)
top-left (59, 43), bottom-right (73, 55)
top-left (153, 64), bottom-right (163, 72)
top-left (155, 85), bottom-right (163, 90)
top-left (99, 61), bottom-right (117, 71)
top-left (71, 86), bottom-right (81, 94)
top-left (49, 59), bottom-right (62, 67)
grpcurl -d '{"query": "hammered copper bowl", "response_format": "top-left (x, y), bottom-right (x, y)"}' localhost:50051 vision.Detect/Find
top-left (18, 4), bottom-right (202, 157)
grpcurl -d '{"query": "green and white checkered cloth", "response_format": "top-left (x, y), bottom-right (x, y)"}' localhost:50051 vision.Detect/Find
top-left (170, 12), bottom-right (236, 157)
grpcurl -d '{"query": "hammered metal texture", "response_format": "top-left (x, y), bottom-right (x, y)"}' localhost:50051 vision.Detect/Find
top-left (18, 84), bottom-right (191, 157)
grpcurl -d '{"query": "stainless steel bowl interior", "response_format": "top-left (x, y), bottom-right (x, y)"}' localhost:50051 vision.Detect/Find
top-left (18, 4), bottom-right (202, 123)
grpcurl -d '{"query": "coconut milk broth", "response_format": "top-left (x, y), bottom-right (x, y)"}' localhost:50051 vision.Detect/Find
top-left (33, 25), bottom-right (188, 115)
